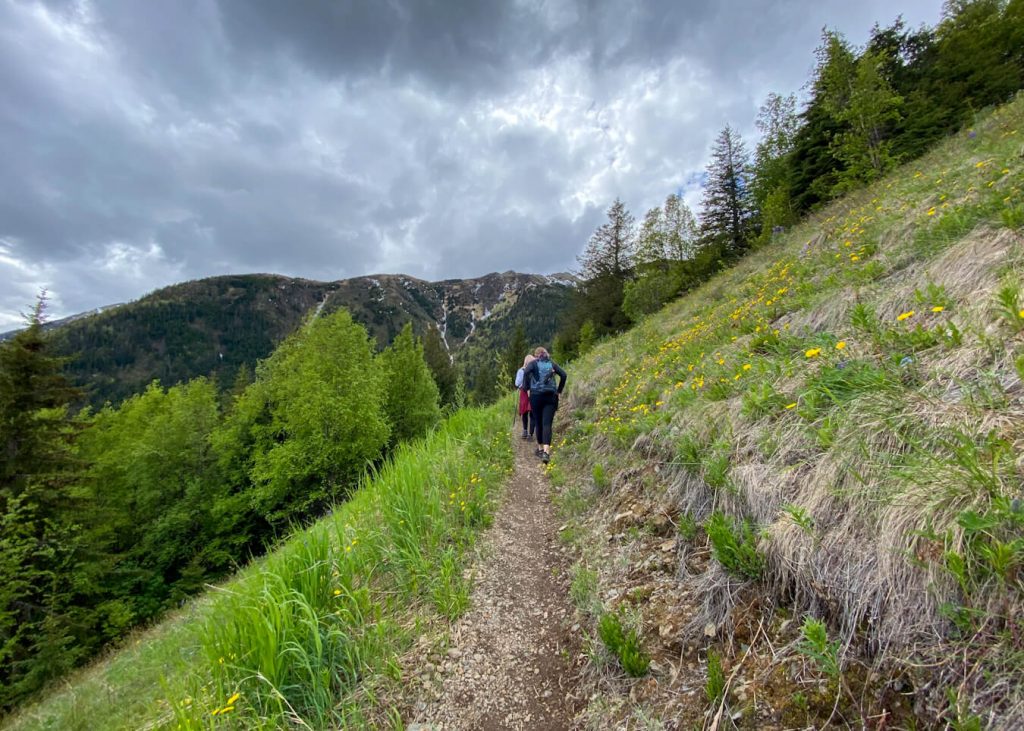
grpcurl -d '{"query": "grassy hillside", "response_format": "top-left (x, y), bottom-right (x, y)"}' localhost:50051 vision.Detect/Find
top-left (552, 96), bottom-right (1023, 727)
top-left (2, 403), bottom-right (512, 730)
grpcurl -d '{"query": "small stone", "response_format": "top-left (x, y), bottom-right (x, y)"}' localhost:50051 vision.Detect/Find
top-left (446, 648), bottom-right (462, 659)
top-left (703, 622), bottom-right (717, 638)
top-left (660, 539), bottom-right (677, 553)
top-left (612, 511), bottom-right (634, 529)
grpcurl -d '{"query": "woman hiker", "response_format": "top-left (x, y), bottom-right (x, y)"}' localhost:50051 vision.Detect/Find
top-left (514, 353), bottom-right (536, 440)
top-left (521, 346), bottom-right (567, 464)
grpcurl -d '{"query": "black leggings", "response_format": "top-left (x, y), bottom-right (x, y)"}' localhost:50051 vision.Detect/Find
top-left (521, 411), bottom-right (535, 434)
top-left (529, 392), bottom-right (559, 446)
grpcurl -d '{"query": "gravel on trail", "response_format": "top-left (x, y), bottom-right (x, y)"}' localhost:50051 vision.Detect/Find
top-left (404, 436), bottom-right (580, 731)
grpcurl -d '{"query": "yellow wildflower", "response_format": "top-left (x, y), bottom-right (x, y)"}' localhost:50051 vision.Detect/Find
top-left (897, 311), bottom-right (915, 321)
top-left (931, 306), bottom-right (945, 313)
top-left (927, 207), bottom-right (936, 216)
top-left (805, 348), bottom-right (821, 358)
top-left (227, 693), bottom-right (241, 705)
top-left (785, 402), bottom-right (797, 409)
top-left (835, 341), bottom-right (846, 350)
top-left (742, 363), bottom-right (752, 371)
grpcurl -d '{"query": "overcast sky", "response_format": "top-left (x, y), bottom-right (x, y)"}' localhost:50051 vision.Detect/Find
top-left (0, 0), bottom-right (944, 327)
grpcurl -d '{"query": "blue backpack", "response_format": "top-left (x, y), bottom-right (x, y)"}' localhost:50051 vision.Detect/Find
top-left (533, 359), bottom-right (557, 394)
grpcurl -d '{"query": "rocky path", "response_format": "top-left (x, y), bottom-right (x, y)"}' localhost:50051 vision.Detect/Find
top-left (405, 435), bottom-right (579, 730)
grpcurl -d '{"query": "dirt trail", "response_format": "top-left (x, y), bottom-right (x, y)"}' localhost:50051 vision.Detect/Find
top-left (405, 436), bottom-right (579, 730)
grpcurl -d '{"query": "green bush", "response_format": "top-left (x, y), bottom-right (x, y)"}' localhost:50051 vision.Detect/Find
top-left (225, 309), bottom-right (391, 526)
top-left (597, 612), bottom-right (650, 677)
top-left (623, 268), bottom-right (681, 322)
top-left (796, 616), bottom-right (840, 677)
top-left (705, 512), bottom-right (765, 580)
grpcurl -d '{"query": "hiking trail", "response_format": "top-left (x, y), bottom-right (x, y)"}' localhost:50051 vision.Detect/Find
top-left (401, 435), bottom-right (580, 730)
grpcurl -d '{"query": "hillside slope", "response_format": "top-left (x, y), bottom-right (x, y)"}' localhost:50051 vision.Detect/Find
top-left (44, 270), bottom-right (574, 407)
top-left (2, 404), bottom-right (513, 730)
top-left (551, 96), bottom-right (1024, 728)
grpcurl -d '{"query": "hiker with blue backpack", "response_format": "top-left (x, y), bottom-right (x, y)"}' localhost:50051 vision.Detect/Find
top-left (520, 346), bottom-right (567, 464)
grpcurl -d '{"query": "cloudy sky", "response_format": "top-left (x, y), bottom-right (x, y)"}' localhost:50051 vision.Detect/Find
top-left (1, 0), bottom-right (944, 327)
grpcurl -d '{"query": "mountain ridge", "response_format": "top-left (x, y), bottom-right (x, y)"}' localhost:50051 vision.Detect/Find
top-left (37, 269), bottom-right (576, 407)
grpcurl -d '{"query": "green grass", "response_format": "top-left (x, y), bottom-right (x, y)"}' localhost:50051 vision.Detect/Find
top-left (705, 649), bottom-right (726, 704)
top-left (4, 403), bottom-right (513, 730)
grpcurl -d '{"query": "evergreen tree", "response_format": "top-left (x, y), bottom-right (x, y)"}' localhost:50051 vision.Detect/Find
top-left (934, 0), bottom-right (1024, 117)
top-left (502, 323), bottom-right (530, 386)
top-left (551, 328), bottom-right (578, 362)
top-left (469, 352), bottom-right (502, 406)
top-left (378, 323), bottom-right (441, 445)
top-left (422, 326), bottom-right (458, 408)
top-left (817, 30), bottom-right (903, 192)
top-left (788, 93), bottom-right (847, 213)
top-left (577, 198), bottom-right (636, 280)
top-left (573, 198), bottom-right (636, 336)
top-left (576, 320), bottom-right (597, 356)
top-left (0, 296), bottom-right (84, 706)
top-left (699, 125), bottom-right (754, 257)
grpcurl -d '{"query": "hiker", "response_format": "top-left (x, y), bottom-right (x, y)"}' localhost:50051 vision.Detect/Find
top-left (514, 354), bottom-right (536, 440)
top-left (521, 346), bottom-right (566, 464)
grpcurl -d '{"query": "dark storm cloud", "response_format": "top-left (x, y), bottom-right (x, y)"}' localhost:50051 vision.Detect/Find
top-left (0, 0), bottom-right (944, 327)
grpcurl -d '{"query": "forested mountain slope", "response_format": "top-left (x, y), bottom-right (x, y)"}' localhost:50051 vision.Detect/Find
top-left (40, 270), bottom-right (574, 407)
top-left (551, 95), bottom-right (1024, 727)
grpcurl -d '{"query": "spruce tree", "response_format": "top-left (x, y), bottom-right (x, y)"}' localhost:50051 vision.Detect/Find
top-left (469, 352), bottom-right (501, 406)
top-left (0, 296), bottom-right (84, 706)
top-left (574, 198), bottom-right (636, 335)
top-left (577, 198), bottom-right (636, 280)
top-left (699, 125), bottom-right (754, 258)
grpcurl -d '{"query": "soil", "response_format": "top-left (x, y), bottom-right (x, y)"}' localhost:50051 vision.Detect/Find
top-left (402, 437), bottom-right (581, 730)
